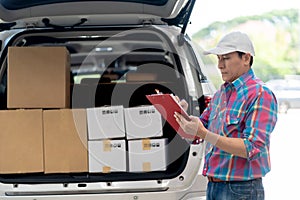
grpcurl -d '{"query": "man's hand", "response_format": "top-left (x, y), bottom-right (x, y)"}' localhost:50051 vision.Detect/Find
top-left (174, 96), bottom-right (188, 112)
top-left (174, 112), bottom-right (205, 138)
top-left (175, 110), bottom-right (247, 158)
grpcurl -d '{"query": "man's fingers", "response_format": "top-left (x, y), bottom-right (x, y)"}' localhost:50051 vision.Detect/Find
top-left (179, 99), bottom-right (188, 111)
top-left (174, 112), bottom-right (182, 124)
top-left (175, 112), bottom-right (200, 136)
top-left (174, 112), bottom-right (179, 121)
top-left (174, 112), bottom-right (188, 126)
top-left (174, 95), bottom-right (180, 102)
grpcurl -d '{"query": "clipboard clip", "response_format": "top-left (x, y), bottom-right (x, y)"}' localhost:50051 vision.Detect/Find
top-left (155, 89), bottom-right (162, 94)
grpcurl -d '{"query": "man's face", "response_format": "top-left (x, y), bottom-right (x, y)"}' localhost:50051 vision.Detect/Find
top-left (217, 52), bottom-right (250, 82)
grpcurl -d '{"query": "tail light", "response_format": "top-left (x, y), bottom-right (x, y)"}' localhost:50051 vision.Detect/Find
top-left (198, 95), bottom-right (212, 114)
top-left (204, 95), bottom-right (212, 109)
top-left (192, 95), bottom-right (212, 144)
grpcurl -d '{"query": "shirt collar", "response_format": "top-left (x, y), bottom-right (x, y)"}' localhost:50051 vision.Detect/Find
top-left (231, 68), bottom-right (255, 90)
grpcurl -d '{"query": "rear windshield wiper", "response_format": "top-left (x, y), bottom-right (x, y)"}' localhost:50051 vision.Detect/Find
top-left (0, 22), bottom-right (16, 32)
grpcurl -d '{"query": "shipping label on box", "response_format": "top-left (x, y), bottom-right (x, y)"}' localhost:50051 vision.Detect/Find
top-left (0, 109), bottom-right (44, 174)
top-left (124, 105), bottom-right (163, 139)
top-left (43, 109), bottom-right (88, 173)
top-left (88, 140), bottom-right (127, 173)
top-left (7, 46), bottom-right (70, 108)
top-left (128, 138), bottom-right (167, 172)
top-left (87, 106), bottom-right (125, 140)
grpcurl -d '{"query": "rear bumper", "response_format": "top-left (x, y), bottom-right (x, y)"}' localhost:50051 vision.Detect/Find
top-left (0, 144), bottom-right (207, 199)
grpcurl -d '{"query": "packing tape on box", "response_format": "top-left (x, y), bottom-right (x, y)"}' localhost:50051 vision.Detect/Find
top-left (143, 162), bottom-right (151, 172)
top-left (103, 166), bottom-right (111, 173)
top-left (142, 139), bottom-right (151, 150)
top-left (103, 140), bottom-right (111, 152)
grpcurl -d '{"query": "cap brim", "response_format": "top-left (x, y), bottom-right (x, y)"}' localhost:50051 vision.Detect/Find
top-left (203, 47), bottom-right (236, 55)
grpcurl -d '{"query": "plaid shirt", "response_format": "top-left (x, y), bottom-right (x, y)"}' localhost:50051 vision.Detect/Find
top-left (200, 69), bottom-right (278, 181)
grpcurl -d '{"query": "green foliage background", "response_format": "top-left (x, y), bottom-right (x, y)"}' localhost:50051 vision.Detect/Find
top-left (192, 9), bottom-right (300, 83)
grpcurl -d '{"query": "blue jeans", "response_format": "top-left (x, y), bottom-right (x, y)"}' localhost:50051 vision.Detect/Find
top-left (206, 178), bottom-right (264, 200)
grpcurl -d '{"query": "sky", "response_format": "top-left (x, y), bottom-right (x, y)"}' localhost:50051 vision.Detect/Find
top-left (187, 0), bottom-right (300, 34)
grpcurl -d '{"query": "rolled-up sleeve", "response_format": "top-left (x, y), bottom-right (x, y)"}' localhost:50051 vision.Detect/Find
top-left (243, 88), bottom-right (278, 161)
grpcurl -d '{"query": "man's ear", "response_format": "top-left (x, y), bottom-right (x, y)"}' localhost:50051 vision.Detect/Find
top-left (243, 53), bottom-right (251, 66)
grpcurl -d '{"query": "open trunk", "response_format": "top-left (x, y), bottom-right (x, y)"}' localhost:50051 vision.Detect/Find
top-left (0, 26), bottom-right (199, 184)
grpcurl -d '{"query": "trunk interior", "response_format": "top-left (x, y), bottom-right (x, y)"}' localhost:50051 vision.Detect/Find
top-left (0, 27), bottom-right (193, 183)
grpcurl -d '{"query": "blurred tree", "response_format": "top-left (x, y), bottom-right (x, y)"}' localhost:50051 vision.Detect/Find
top-left (192, 9), bottom-right (300, 82)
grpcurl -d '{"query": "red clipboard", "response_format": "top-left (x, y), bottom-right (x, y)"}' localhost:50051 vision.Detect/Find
top-left (146, 93), bottom-right (200, 140)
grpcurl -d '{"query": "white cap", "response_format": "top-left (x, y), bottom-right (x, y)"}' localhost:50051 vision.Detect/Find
top-left (203, 31), bottom-right (255, 56)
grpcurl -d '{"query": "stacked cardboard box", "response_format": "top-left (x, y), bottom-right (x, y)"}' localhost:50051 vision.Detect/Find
top-left (0, 109), bottom-right (44, 174)
top-left (87, 106), bottom-right (125, 140)
top-left (88, 140), bottom-right (126, 173)
top-left (124, 105), bottom-right (167, 172)
top-left (7, 47), bottom-right (70, 109)
top-left (128, 138), bottom-right (167, 172)
top-left (87, 106), bottom-right (127, 173)
top-left (43, 109), bottom-right (88, 173)
top-left (124, 105), bottom-right (163, 139)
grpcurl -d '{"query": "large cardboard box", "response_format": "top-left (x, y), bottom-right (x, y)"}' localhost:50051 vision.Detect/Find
top-left (124, 105), bottom-right (163, 139)
top-left (88, 140), bottom-right (126, 173)
top-left (43, 109), bottom-right (88, 173)
top-left (0, 109), bottom-right (43, 174)
top-left (7, 46), bottom-right (70, 108)
top-left (87, 106), bottom-right (125, 140)
top-left (128, 138), bottom-right (167, 172)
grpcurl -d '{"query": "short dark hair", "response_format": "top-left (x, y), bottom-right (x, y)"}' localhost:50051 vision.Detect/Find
top-left (237, 51), bottom-right (253, 66)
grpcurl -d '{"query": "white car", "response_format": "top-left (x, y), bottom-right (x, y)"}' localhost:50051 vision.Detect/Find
top-left (266, 79), bottom-right (300, 113)
top-left (0, 0), bottom-right (214, 199)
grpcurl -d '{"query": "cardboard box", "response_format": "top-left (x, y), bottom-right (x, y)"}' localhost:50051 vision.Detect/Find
top-left (124, 105), bottom-right (163, 139)
top-left (0, 109), bottom-right (43, 174)
top-left (7, 46), bottom-right (70, 108)
top-left (128, 138), bottom-right (167, 172)
top-left (88, 140), bottom-right (126, 173)
top-left (87, 106), bottom-right (125, 140)
top-left (43, 109), bottom-right (88, 173)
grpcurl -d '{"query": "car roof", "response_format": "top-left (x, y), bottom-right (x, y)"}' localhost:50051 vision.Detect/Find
top-left (0, 0), bottom-right (195, 32)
